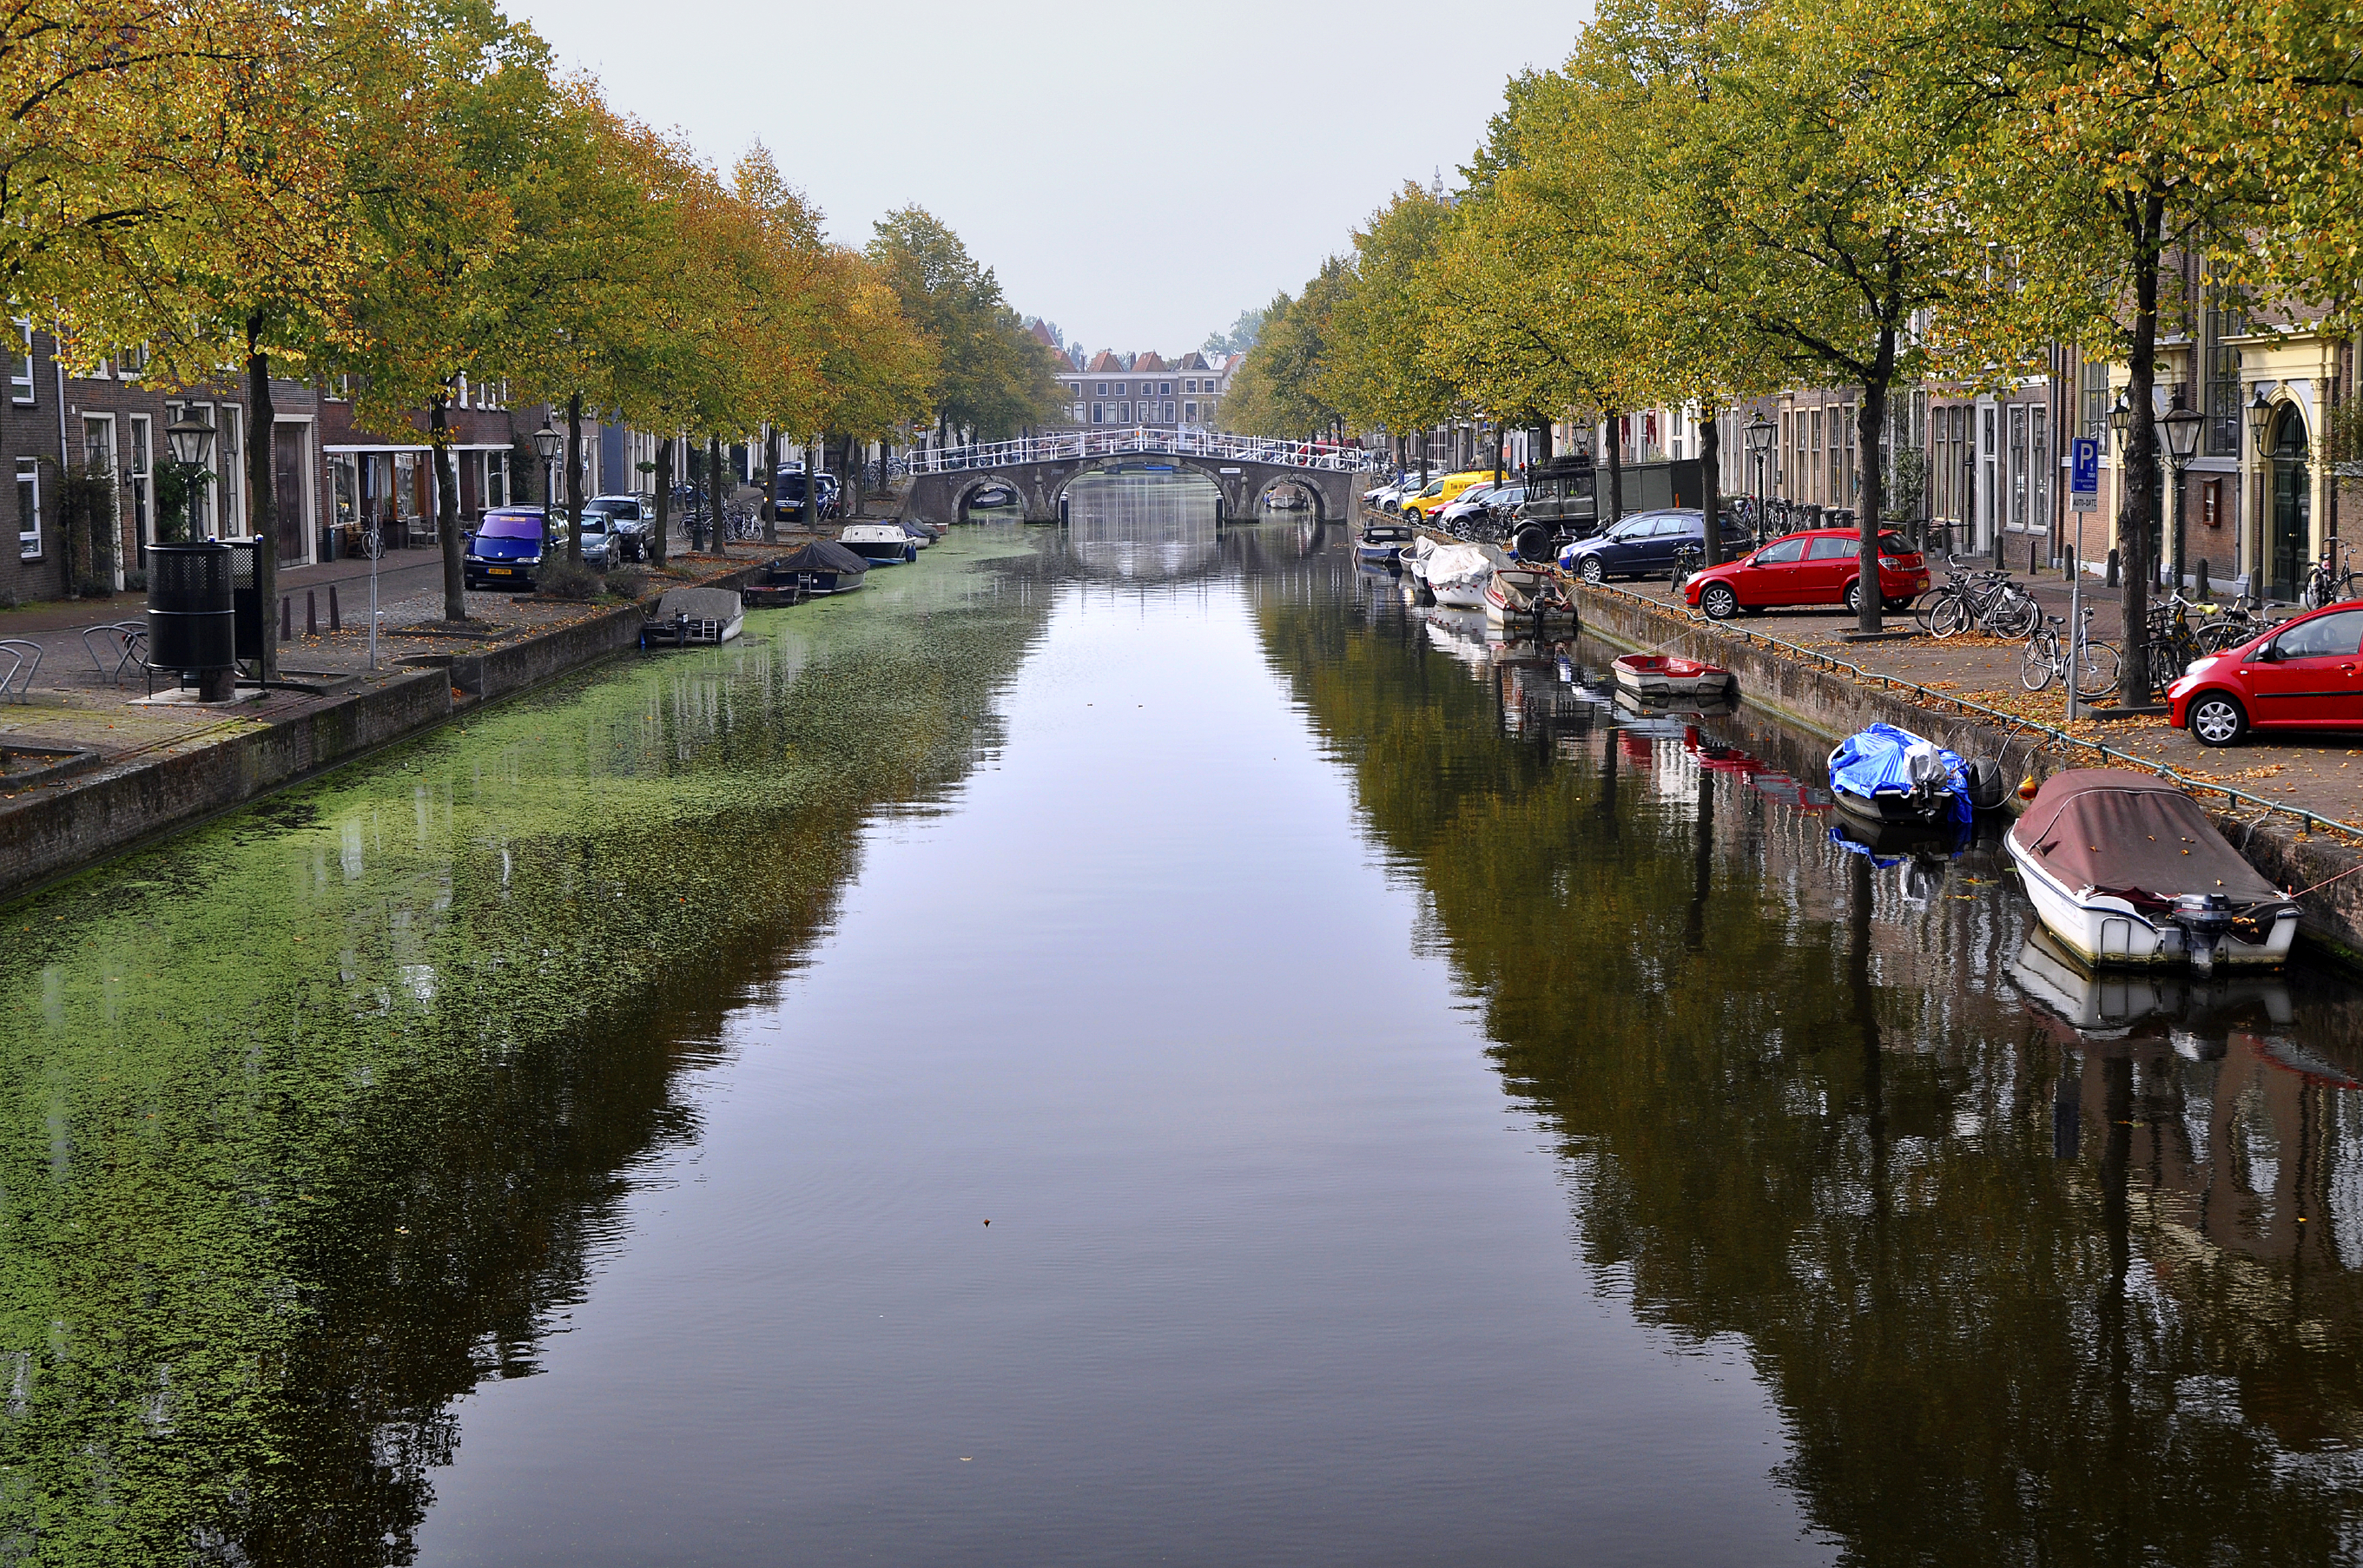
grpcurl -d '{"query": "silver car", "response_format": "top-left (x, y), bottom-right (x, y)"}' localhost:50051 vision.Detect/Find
top-left (581, 494), bottom-right (653, 562)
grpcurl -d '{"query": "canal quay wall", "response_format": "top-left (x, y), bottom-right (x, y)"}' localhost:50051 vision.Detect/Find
top-left (0, 556), bottom-right (777, 906)
top-left (1570, 580), bottom-right (2363, 966)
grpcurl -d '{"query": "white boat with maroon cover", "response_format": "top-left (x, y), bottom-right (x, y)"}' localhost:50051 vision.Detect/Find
top-left (2005, 770), bottom-right (2300, 972)
top-left (1613, 654), bottom-right (1735, 703)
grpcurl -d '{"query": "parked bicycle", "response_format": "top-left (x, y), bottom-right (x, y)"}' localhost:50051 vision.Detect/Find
top-left (2137, 590), bottom-right (2211, 701)
top-left (2302, 538), bottom-right (2361, 609)
top-left (2022, 608), bottom-right (2121, 699)
top-left (1916, 557), bottom-right (2040, 639)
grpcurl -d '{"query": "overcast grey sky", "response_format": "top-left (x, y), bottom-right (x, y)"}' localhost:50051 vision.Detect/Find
top-left (505, 0), bottom-right (1583, 359)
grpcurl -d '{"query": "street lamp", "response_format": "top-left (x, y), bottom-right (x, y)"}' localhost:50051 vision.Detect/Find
top-left (531, 418), bottom-right (561, 513)
top-left (162, 410), bottom-right (215, 541)
top-left (2159, 394), bottom-right (2202, 590)
top-left (1743, 414), bottom-right (1775, 545)
top-left (2248, 387), bottom-right (2277, 599)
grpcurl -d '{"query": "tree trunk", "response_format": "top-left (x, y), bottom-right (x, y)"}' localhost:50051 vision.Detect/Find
top-left (2116, 194), bottom-right (2165, 705)
top-left (246, 315), bottom-right (278, 682)
top-left (1856, 372), bottom-right (1892, 635)
top-left (802, 434), bottom-right (819, 530)
top-left (1605, 407), bottom-right (1626, 530)
top-left (710, 434), bottom-right (728, 557)
top-left (1700, 405), bottom-right (1725, 569)
top-left (432, 392), bottom-right (465, 622)
top-left (1492, 422), bottom-right (1503, 486)
top-left (763, 426), bottom-right (778, 544)
top-left (651, 437), bottom-right (672, 569)
top-left (564, 392), bottom-right (584, 564)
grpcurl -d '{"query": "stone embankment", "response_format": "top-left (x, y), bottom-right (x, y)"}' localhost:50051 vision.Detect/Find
top-left (0, 549), bottom-right (789, 905)
top-left (1569, 576), bottom-right (2363, 965)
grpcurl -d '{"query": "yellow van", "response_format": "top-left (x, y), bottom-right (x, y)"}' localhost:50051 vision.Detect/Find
top-left (1403, 470), bottom-right (1500, 519)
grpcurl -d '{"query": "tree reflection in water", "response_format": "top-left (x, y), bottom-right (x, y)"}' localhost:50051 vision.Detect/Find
top-left (1255, 545), bottom-right (2363, 1565)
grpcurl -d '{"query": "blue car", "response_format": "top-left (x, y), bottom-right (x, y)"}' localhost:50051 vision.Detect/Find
top-left (465, 507), bottom-right (552, 590)
top-left (1559, 508), bottom-right (1747, 582)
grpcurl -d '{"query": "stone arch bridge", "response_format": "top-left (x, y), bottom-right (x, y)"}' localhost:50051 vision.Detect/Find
top-left (902, 430), bottom-right (1370, 526)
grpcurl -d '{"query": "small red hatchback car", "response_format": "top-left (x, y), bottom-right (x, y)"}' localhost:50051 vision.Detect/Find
top-left (1681, 528), bottom-right (1931, 619)
top-left (2168, 600), bottom-right (2363, 746)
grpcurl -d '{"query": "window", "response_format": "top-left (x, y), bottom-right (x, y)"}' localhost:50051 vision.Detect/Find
top-left (2081, 357), bottom-right (2109, 440)
top-left (1163, 400), bottom-right (1175, 421)
top-left (1096, 382), bottom-right (1108, 395)
top-left (1160, 381), bottom-right (1172, 395)
top-left (485, 450), bottom-right (508, 509)
top-left (2268, 609), bottom-right (2363, 658)
top-left (1115, 382), bottom-right (1128, 395)
top-left (1838, 405), bottom-right (1855, 501)
top-left (2031, 407), bottom-right (2050, 533)
top-left (2009, 404), bottom-right (2029, 530)
top-left (118, 344), bottom-right (149, 379)
top-left (220, 406), bottom-right (243, 533)
top-left (1756, 536), bottom-right (1806, 563)
top-left (1118, 402), bottom-right (1130, 421)
top-left (1185, 400), bottom-right (1198, 422)
top-left (2204, 287), bottom-right (2247, 457)
top-left (1809, 411), bottom-right (1823, 501)
top-left (1806, 535), bottom-right (1854, 560)
top-left (1981, 406), bottom-right (1998, 542)
top-left (16, 458), bottom-right (38, 558)
top-left (127, 413), bottom-right (152, 544)
top-left (1184, 379), bottom-right (1198, 393)
top-left (8, 320), bottom-right (30, 404)
top-left (1092, 403), bottom-right (1104, 425)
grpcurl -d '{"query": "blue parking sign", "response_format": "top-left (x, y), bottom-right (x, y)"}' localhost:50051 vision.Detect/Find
top-left (2069, 437), bottom-right (2099, 511)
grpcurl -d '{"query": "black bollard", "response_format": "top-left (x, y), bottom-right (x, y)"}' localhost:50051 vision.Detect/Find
top-left (306, 590), bottom-right (318, 637)
top-left (280, 596), bottom-right (292, 642)
top-left (2105, 548), bottom-right (2121, 588)
top-left (328, 583), bottom-right (340, 633)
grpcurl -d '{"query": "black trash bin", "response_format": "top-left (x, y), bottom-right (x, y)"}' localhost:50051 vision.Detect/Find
top-left (147, 542), bottom-right (236, 699)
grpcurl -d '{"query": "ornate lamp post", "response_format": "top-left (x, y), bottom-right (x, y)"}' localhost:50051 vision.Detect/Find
top-left (2158, 394), bottom-right (2203, 591)
top-left (531, 418), bottom-right (562, 511)
top-left (1743, 413), bottom-right (1775, 547)
top-left (162, 410), bottom-right (215, 542)
top-left (2106, 390), bottom-right (2136, 585)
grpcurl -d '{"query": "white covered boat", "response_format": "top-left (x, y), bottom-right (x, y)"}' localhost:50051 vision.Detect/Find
top-left (2005, 769), bottom-right (2300, 972)
top-left (842, 523), bottom-right (917, 563)
top-left (1425, 543), bottom-right (1493, 609)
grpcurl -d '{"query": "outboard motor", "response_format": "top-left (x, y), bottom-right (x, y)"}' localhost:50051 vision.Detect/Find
top-left (1901, 739), bottom-right (1951, 821)
top-left (2170, 893), bottom-right (2238, 975)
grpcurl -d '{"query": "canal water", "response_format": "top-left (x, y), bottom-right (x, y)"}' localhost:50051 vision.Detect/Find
top-left (9, 476), bottom-right (2363, 1565)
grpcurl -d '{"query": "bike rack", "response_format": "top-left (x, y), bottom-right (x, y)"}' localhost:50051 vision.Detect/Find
top-left (0, 639), bottom-right (43, 701)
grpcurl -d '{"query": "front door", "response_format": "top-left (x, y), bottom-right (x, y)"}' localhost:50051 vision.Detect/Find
top-left (2270, 414), bottom-right (2310, 603)
top-left (273, 422), bottom-right (307, 566)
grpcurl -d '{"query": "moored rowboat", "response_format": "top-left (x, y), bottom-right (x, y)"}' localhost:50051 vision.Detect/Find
top-left (1612, 653), bottom-right (1734, 702)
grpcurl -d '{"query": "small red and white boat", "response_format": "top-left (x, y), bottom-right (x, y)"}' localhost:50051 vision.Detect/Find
top-left (1612, 653), bottom-right (1736, 703)
top-left (1482, 565), bottom-right (1575, 626)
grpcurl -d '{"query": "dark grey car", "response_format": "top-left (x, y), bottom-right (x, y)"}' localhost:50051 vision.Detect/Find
top-left (583, 494), bottom-right (652, 562)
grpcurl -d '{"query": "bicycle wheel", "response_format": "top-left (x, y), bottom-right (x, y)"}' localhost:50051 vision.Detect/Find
top-left (1928, 592), bottom-right (1969, 639)
top-left (1989, 588), bottom-right (2040, 640)
top-left (1915, 590), bottom-right (1954, 636)
top-left (2075, 638), bottom-right (2123, 702)
top-left (2021, 637), bottom-right (2056, 692)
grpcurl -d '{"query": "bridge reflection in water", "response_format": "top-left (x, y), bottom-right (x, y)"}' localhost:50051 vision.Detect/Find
top-left (1062, 470), bottom-right (1224, 580)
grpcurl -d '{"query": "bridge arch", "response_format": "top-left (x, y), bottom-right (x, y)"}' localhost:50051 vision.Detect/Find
top-left (900, 432), bottom-right (1367, 528)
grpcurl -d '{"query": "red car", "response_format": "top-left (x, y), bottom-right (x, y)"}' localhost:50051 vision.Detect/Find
top-left (1681, 527), bottom-right (1931, 619)
top-left (2168, 600), bottom-right (2363, 747)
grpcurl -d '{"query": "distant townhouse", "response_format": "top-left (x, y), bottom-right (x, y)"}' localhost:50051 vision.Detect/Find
top-left (1055, 351), bottom-right (1232, 431)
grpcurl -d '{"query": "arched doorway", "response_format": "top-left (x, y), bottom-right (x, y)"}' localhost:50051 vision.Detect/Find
top-left (2267, 405), bottom-right (2311, 602)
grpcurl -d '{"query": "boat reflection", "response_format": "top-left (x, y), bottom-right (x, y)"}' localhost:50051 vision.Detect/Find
top-left (2010, 925), bottom-right (2294, 1049)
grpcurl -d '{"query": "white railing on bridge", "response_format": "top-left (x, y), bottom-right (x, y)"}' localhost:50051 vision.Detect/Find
top-left (907, 428), bottom-right (1377, 476)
